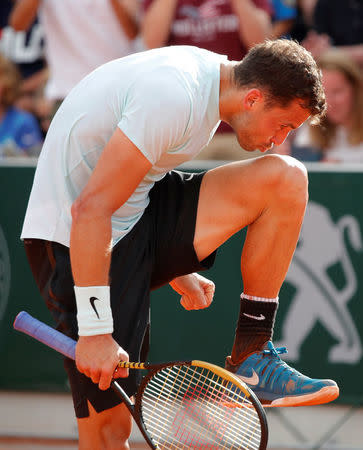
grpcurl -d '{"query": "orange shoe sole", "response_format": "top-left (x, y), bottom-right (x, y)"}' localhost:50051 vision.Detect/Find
top-left (261, 385), bottom-right (340, 407)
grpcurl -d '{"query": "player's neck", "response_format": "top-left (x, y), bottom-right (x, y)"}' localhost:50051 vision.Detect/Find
top-left (219, 62), bottom-right (247, 121)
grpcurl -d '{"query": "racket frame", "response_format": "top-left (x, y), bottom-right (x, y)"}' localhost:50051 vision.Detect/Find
top-left (13, 311), bottom-right (268, 449)
top-left (132, 360), bottom-right (268, 450)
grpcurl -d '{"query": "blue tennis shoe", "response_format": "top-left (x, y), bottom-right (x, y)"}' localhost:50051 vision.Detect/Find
top-left (226, 341), bottom-right (339, 407)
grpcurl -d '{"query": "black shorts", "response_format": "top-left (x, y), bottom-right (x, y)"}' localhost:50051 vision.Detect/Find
top-left (24, 170), bottom-right (216, 418)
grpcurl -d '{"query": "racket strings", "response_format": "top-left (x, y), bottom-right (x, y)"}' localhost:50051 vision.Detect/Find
top-left (147, 368), bottom-right (260, 441)
top-left (143, 367), bottom-right (260, 449)
top-left (150, 367), bottom-right (259, 433)
top-left (140, 365), bottom-right (262, 449)
top-left (143, 385), bottom-right (259, 449)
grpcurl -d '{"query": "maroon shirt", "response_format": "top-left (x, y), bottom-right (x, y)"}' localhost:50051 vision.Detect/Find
top-left (143, 0), bottom-right (272, 132)
top-left (143, 0), bottom-right (271, 59)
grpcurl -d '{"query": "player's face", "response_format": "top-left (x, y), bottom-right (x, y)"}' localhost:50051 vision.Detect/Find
top-left (232, 98), bottom-right (311, 152)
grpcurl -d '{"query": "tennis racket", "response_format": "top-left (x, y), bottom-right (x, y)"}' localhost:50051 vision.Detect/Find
top-left (14, 311), bottom-right (268, 449)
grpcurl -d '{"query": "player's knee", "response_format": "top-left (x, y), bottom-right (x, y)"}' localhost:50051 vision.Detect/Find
top-left (80, 423), bottom-right (131, 450)
top-left (78, 402), bottom-right (132, 450)
top-left (100, 425), bottom-right (131, 450)
top-left (99, 412), bottom-right (132, 450)
top-left (264, 154), bottom-right (308, 208)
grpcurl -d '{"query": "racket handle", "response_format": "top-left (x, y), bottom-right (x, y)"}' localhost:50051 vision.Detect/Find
top-left (13, 311), bottom-right (76, 360)
top-left (13, 311), bottom-right (145, 439)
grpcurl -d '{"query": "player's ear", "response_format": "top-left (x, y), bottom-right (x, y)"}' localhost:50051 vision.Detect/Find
top-left (244, 89), bottom-right (263, 110)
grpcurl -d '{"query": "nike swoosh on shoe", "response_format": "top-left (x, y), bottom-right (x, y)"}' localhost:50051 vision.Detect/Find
top-left (236, 369), bottom-right (259, 386)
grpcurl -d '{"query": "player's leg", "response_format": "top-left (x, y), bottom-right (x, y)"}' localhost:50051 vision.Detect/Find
top-left (193, 154), bottom-right (338, 406)
top-left (194, 154), bottom-right (308, 296)
top-left (195, 153), bottom-right (305, 357)
top-left (77, 401), bottom-right (132, 450)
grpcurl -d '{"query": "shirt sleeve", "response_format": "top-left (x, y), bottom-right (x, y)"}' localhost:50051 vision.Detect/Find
top-left (118, 74), bottom-right (192, 165)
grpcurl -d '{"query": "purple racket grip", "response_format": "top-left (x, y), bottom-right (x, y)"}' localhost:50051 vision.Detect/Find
top-left (13, 311), bottom-right (76, 360)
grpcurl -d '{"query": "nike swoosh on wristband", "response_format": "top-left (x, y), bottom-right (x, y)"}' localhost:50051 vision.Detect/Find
top-left (90, 296), bottom-right (100, 319)
top-left (243, 313), bottom-right (265, 321)
top-left (237, 370), bottom-right (259, 386)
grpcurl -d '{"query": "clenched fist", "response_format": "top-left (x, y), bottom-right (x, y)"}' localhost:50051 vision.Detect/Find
top-left (170, 273), bottom-right (215, 310)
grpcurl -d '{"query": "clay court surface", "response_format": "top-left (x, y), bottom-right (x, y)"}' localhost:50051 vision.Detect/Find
top-left (0, 391), bottom-right (362, 449)
top-left (0, 438), bottom-right (148, 449)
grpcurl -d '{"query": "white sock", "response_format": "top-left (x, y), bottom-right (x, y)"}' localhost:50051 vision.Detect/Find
top-left (241, 292), bottom-right (279, 303)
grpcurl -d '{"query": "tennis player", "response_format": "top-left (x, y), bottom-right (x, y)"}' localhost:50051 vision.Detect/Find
top-left (21, 39), bottom-right (338, 449)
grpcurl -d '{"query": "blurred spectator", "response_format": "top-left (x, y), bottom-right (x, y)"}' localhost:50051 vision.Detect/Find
top-left (141, 0), bottom-right (272, 159)
top-left (303, 0), bottom-right (363, 68)
top-left (9, 0), bottom-right (141, 118)
top-left (1, 0), bottom-right (47, 134)
top-left (289, 0), bottom-right (317, 42)
top-left (0, 54), bottom-right (43, 157)
top-left (142, 0), bottom-right (272, 59)
top-left (269, 0), bottom-right (297, 40)
top-left (289, 50), bottom-right (363, 163)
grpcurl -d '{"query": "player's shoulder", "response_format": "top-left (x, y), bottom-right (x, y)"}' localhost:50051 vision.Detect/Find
top-left (135, 45), bottom-right (224, 72)
top-left (130, 68), bottom-right (192, 118)
top-left (137, 45), bottom-right (224, 88)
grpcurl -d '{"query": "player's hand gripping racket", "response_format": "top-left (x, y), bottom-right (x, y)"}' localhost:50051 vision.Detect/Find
top-left (14, 311), bottom-right (268, 449)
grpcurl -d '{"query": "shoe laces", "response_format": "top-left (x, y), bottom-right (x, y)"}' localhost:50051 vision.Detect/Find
top-left (261, 342), bottom-right (303, 384)
top-left (262, 341), bottom-right (288, 357)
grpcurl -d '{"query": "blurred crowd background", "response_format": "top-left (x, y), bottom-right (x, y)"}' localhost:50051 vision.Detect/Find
top-left (0, 0), bottom-right (362, 163)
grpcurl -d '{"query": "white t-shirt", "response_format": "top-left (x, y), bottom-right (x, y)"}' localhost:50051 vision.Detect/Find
top-left (21, 46), bottom-right (225, 247)
top-left (39, 0), bottom-right (139, 100)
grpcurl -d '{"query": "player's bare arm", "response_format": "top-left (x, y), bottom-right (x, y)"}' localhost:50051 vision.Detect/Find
top-left (71, 128), bottom-right (152, 390)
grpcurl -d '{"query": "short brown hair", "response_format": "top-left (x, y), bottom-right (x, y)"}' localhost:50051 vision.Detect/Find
top-left (0, 53), bottom-right (21, 108)
top-left (234, 39), bottom-right (326, 123)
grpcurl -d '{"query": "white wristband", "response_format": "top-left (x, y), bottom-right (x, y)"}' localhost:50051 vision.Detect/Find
top-left (74, 286), bottom-right (114, 336)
